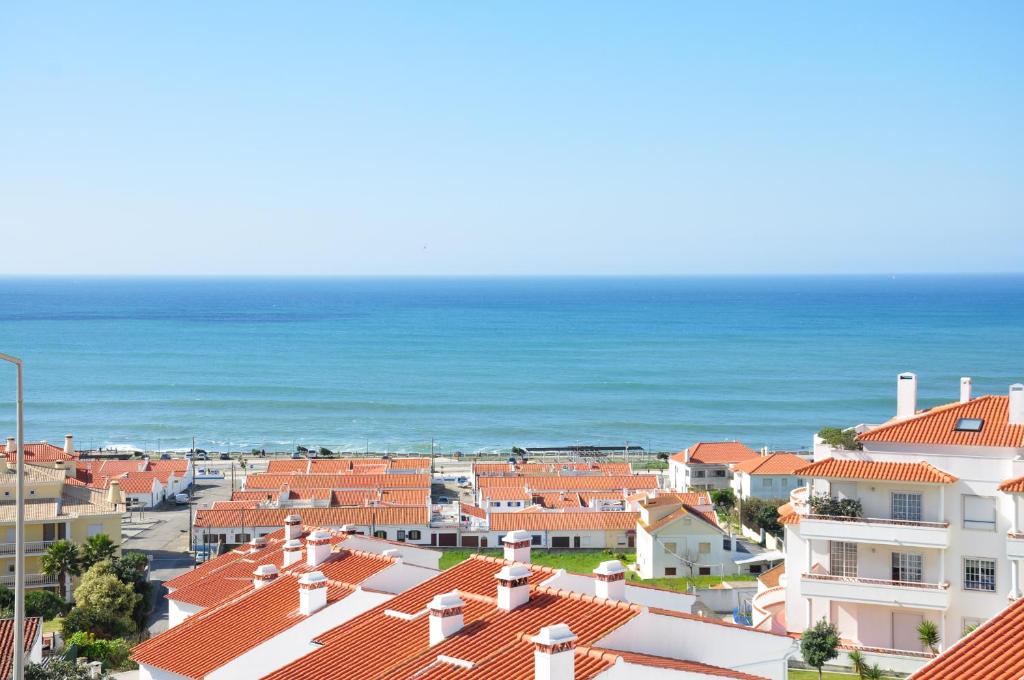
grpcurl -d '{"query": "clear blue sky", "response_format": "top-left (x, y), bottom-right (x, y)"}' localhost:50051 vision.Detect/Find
top-left (1, 3), bottom-right (1021, 275)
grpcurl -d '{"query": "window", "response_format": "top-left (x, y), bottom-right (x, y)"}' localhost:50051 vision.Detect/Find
top-left (396, 530), bottom-right (407, 542)
top-left (954, 418), bottom-right (984, 432)
top-left (698, 542), bottom-right (711, 554)
top-left (664, 567), bottom-right (677, 576)
top-left (891, 552), bottom-right (923, 582)
top-left (373, 530), bottom-right (387, 539)
top-left (551, 536), bottom-right (570, 548)
top-left (698, 567), bottom-right (711, 576)
top-left (749, 565), bottom-right (763, 574)
top-left (87, 524), bottom-right (103, 537)
top-left (664, 541), bottom-right (677, 555)
top-left (694, 470), bottom-right (706, 479)
top-left (830, 541), bottom-right (858, 577)
top-left (963, 495), bottom-right (997, 531)
top-left (407, 530), bottom-right (421, 541)
top-left (964, 558), bottom-right (996, 592)
top-left (235, 533), bottom-right (251, 544)
top-left (962, 618), bottom-right (985, 636)
top-left (531, 534), bottom-right (543, 546)
top-left (713, 469), bottom-right (726, 478)
top-left (723, 537), bottom-right (732, 551)
top-left (761, 478), bottom-right (774, 488)
top-left (892, 492), bottom-right (923, 522)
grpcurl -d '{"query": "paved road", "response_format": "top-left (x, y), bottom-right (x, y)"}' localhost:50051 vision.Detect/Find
top-left (121, 472), bottom-right (236, 636)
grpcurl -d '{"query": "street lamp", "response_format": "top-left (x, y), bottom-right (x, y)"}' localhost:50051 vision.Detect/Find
top-left (0, 353), bottom-right (25, 680)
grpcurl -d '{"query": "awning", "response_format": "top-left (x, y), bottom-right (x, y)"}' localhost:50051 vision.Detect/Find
top-left (733, 550), bottom-right (784, 565)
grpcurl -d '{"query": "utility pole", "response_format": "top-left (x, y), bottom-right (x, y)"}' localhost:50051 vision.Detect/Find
top-left (430, 438), bottom-right (435, 474)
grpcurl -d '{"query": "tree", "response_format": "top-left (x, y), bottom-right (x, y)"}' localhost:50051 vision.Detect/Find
top-left (817, 427), bottom-right (861, 450)
top-left (81, 534), bottom-right (117, 571)
top-left (740, 497), bottom-right (786, 534)
top-left (66, 632), bottom-right (134, 670)
top-left (111, 552), bottom-right (148, 587)
top-left (41, 540), bottom-right (82, 600)
top-left (800, 618), bottom-right (840, 680)
top-left (73, 561), bottom-right (141, 622)
top-left (864, 664), bottom-right (885, 680)
top-left (847, 649), bottom-right (867, 679)
top-left (711, 488), bottom-right (736, 512)
top-left (918, 619), bottom-right (941, 655)
top-left (25, 590), bottom-right (70, 620)
top-left (62, 605), bottom-right (135, 640)
top-left (26, 660), bottom-right (108, 680)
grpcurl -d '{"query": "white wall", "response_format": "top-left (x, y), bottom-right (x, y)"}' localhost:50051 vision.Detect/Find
top-left (538, 570), bottom-right (696, 614)
top-left (594, 659), bottom-right (754, 680)
top-left (167, 598), bottom-right (204, 628)
top-left (594, 611), bottom-right (794, 680)
top-left (138, 664), bottom-right (192, 680)
top-left (360, 562), bottom-right (438, 594)
top-left (636, 520), bottom-right (737, 579)
top-left (339, 534), bottom-right (441, 570)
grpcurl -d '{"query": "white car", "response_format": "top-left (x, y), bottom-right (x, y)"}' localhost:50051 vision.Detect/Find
top-left (174, 493), bottom-right (190, 505)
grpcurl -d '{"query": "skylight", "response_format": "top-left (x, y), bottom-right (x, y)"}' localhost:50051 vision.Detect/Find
top-left (954, 418), bottom-right (984, 432)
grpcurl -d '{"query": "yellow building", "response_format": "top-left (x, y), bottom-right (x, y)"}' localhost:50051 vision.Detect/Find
top-left (0, 463), bottom-right (122, 597)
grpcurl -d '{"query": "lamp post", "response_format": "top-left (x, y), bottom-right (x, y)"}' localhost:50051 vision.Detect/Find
top-left (1, 353), bottom-right (25, 680)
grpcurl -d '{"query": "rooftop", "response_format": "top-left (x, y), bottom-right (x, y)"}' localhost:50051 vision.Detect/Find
top-left (488, 510), bottom-right (639, 532)
top-left (671, 441), bottom-right (760, 465)
top-left (3, 441), bottom-right (76, 463)
top-left (193, 505), bottom-right (429, 529)
top-left (731, 453), bottom-right (808, 476)
top-left (0, 617), bottom-right (40, 680)
top-left (793, 458), bottom-right (958, 484)
top-left (908, 595), bottom-right (1024, 680)
top-left (478, 475), bottom-right (658, 492)
top-left (998, 475), bottom-right (1024, 493)
top-left (858, 394), bottom-right (1024, 448)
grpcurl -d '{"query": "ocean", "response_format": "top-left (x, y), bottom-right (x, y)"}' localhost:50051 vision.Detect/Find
top-left (0, 275), bottom-right (1021, 454)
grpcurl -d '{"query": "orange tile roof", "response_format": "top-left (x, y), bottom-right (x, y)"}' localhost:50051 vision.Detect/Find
top-left (388, 457), bottom-right (431, 469)
top-left (908, 595), bottom-right (1024, 680)
top-left (266, 459), bottom-right (310, 473)
top-left (193, 505), bottom-right (429, 529)
top-left (590, 647), bottom-right (768, 680)
top-left (118, 477), bottom-right (159, 493)
top-left (670, 441), bottom-right (759, 465)
top-left (232, 490), bottom-right (277, 503)
top-left (244, 473), bottom-right (430, 490)
top-left (460, 502), bottom-right (487, 520)
top-left (758, 563), bottom-right (785, 589)
top-left (794, 458), bottom-right (957, 484)
top-left (478, 475), bottom-right (658, 492)
top-left (4, 442), bottom-right (76, 463)
top-left (488, 511), bottom-right (639, 532)
top-left (482, 486), bottom-right (532, 501)
top-left (0, 616), bottom-right (40, 680)
top-left (859, 395), bottom-right (1024, 448)
top-left (732, 453), bottom-right (808, 476)
top-left (474, 462), bottom-right (633, 476)
top-left (262, 555), bottom-right (642, 680)
top-left (998, 476), bottom-right (1024, 493)
top-left (777, 503), bottom-right (801, 525)
top-left (639, 498), bottom-right (721, 532)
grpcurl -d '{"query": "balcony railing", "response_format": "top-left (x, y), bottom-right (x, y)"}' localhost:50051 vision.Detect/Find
top-left (790, 486), bottom-right (808, 510)
top-left (803, 572), bottom-right (949, 591)
top-left (1007, 531), bottom-right (1024, 560)
top-left (751, 586), bottom-right (786, 632)
top-left (800, 514), bottom-right (950, 549)
top-left (800, 572), bottom-right (951, 610)
top-left (804, 514), bottom-right (948, 529)
top-left (0, 573), bottom-right (60, 588)
top-left (0, 541), bottom-right (57, 556)
top-left (838, 642), bottom-right (935, 660)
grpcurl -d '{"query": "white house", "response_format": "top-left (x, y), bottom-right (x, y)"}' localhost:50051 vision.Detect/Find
top-left (779, 374), bottom-right (1024, 674)
top-left (669, 441), bottom-right (760, 491)
top-left (635, 493), bottom-right (742, 578)
top-left (730, 452), bottom-right (809, 500)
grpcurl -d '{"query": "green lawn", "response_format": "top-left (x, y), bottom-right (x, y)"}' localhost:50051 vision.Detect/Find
top-left (439, 549), bottom-right (635, 572)
top-left (42, 617), bottom-right (63, 634)
top-left (626, 572), bottom-right (757, 592)
top-left (789, 671), bottom-right (899, 680)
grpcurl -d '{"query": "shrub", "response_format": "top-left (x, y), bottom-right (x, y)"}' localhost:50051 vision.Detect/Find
top-left (73, 561), bottom-right (141, 621)
top-left (809, 494), bottom-right (863, 518)
top-left (711, 488), bottom-right (736, 511)
top-left (740, 497), bottom-right (787, 535)
top-left (801, 618), bottom-right (840, 679)
top-left (25, 590), bottom-right (70, 620)
top-left (66, 632), bottom-right (135, 670)
top-left (817, 427), bottom-right (860, 450)
top-left (26, 659), bottom-right (107, 680)
top-left (62, 605), bottom-right (136, 640)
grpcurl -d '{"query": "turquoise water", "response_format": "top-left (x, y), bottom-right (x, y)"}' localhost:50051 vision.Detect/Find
top-left (0, 276), bottom-right (1021, 453)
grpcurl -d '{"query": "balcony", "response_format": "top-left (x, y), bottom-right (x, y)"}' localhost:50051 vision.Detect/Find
top-left (1008, 532), bottom-right (1024, 560)
top-left (790, 486), bottom-right (809, 512)
top-left (800, 514), bottom-right (949, 549)
top-left (0, 541), bottom-right (57, 556)
top-left (751, 586), bottom-right (787, 634)
top-left (800, 572), bottom-right (950, 610)
top-left (0, 573), bottom-right (60, 588)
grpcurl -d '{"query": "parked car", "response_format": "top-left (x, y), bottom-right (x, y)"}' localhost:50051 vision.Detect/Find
top-left (217, 452), bottom-right (229, 460)
top-left (159, 453), bottom-right (172, 460)
top-left (184, 452), bottom-right (193, 459)
top-left (174, 493), bottom-right (190, 505)
top-left (195, 452), bottom-right (209, 461)
top-left (437, 496), bottom-right (451, 504)
top-left (456, 476), bottom-right (469, 485)
top-left (290, 452), bottom-right (303, 459)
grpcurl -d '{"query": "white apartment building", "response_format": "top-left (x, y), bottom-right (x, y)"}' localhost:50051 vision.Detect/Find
top-left (669, 441), bottom-right (760, 491)
top-left (776, 373), bottom-right (1024, 674)
top-left (730, 452), bottom-right (809, 500)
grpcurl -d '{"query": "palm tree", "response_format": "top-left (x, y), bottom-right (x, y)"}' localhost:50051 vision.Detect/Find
top-left (848, 649), bottom-right (867, 679)
top-left (41, 539), bottom-right (81, 600)
top-left (918, 619), bottom-right (941, 655)
top-left (81, 533), bottom-right (117, 570)
top-left (864, 664), bottom-right (885, 680)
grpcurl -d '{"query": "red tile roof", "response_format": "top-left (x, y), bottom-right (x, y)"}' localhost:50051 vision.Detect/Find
top-left (998, 476), bottom-right (1024, 493)
top-left (859, 395), bottom-right (1024, 448)
top-left (590, 647), bottom-right (768, 680)
top-left (262, 555), bottom-right (642, 680)
top-left (481, 486), bottom-right (532, 501)
top-left (488, 511), bottom-right (639, 532)
top-left (193, 505), bottom-right (429, 529)
top-left (0, 617), bottom-right (40, 680)
top-left (777, 503), bottom-right (800, 525)
top-left (671, 441), bottom-right (760, 465)
top-left (460, 502), bottom-right (487, 520)
top-left (909, 596), bottom-right (1024, 680)
top-left (474, 462), bottom-right (633, 476)
top-left (732, 453), bottom-right (808, 476)
top-left (794, 458), bottom-right (958, 484)
top-left (244, 473), bottom-right (430, 490)
top-left (478, 475), bottom-right (658, 492)
top-left (4, 442), bottom-right (76, 463)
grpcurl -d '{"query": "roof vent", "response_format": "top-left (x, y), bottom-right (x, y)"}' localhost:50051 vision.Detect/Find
top-left (428, 591), bottom-right (465, 646)
top-left (531, 623), bottom-right (577, 680)
top-left (502, 530), bottom-right (532, 563)
top-left (253, 564), bottom-right (279, 589)
top-left (495, 564), bottom-right (531, 611)
top-left (282, 538), bottom-right (304, 567)
top-left (1010, 384), bottom-right (1024, 425)
top-left (592, 560), bottom-right (626, 601)
top-left (298, 571), bottom-right (328, 615)
top-left (306, 529), bottom-right (333, 567)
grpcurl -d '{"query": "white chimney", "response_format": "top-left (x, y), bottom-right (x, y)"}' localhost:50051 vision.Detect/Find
top-left (428, 591), bottom-right (465, 646)
top-left (502, 530), bottom-right (532, 563)
top-left (382, 548), bottom-right (403, 562)
top-left (64, 434), bottom-right (74, 456)
top-left (107, 480), bottom-right (122, 506)
top-left (306, 529), bottom-right (332, 567)
top-left (960, 377), bottom-right (973, 403)
top-left (896, 372), bottom-right (918, 419)
top-left (496, 564), bottom-right (531, 611)
top-left (1010, 384), bottom-right (1024, 426)
top-left (5, 438), bottom-right (13, 454)
top-left (253, 564), bottom-right (279, 589)
top-left (284, 514), bottom-right (302, 541)
top-left (282, 538), bottom-right (304, 567)
top-left (592, 560), bottom-right (626, 601)
top-left (298, 571), bottom-right (328, 615)
top-left (248, 536), bottom-right (268, 553)
top-left (531, 624), bottom-right (577, 680)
